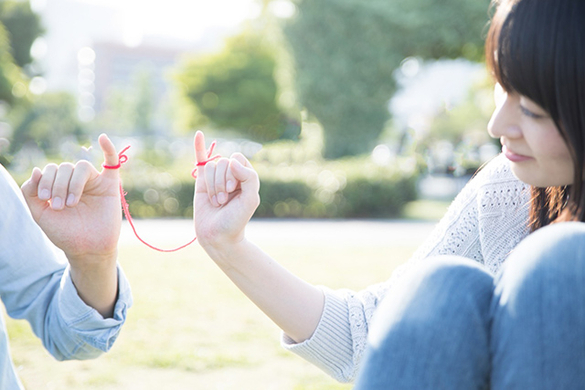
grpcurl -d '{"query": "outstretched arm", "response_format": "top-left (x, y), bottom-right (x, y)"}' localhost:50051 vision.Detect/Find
top-left (21, 134), bottom-right (121, 318)
top-left (194, 131), bottom-right (324, 343)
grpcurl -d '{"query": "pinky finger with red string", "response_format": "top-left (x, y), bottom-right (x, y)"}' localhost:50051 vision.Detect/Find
top-left (194, 131), bottom-right (208, 164)
top-left (99, 134), bottom-right (120, 174)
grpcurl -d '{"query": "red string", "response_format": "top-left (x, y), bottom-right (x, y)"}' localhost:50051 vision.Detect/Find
top-left (103, 142), bottom-right (220, 252)
top-left (103, 146), bottom-right (129, 169)
top-left (191, 140), bottom-right (220, 178)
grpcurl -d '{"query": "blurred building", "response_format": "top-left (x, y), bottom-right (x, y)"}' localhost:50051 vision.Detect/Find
top-left (80, 41), bottom-right (184, 120)
top-left (32, 0), bottom-right (238, 130)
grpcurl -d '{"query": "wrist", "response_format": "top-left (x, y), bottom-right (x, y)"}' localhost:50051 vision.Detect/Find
top-left (67, 251), bottom-right (119, 319)
top-left (67, 250), bottom-right (118, 273)
top-left (202, 237), bottom-right (249, 268)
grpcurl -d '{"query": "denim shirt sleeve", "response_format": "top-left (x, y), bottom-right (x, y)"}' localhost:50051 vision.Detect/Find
top-left (0, 164), bottom-right (132, 360)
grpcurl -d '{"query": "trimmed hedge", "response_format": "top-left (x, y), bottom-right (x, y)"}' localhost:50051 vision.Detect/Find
top-left (119, 163), bottom-right (417, 219)
top-left (122, 183), bottom-right (194, 219)
top-left (255, 175), bottom-right (416, 218)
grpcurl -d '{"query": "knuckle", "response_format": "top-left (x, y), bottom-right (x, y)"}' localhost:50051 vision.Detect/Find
top-left (216, 159), bottom-right (229, 172)
top-left (43, 163), bottom-right (58, 172)
top-left (59, 162), bottom-right (74, 170)
top-left (75, 160), bottom-right (92, 169)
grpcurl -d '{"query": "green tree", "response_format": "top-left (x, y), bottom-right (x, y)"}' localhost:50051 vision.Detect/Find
top-left (9, 92), bottom-right (84, 155)
top-left (0, 0), bottom-right (44, 68)
top-left (0, 22), bottom-right (22, 103)
top-left (283, 0), bottom-right (490, 158)
top-left (132, 67), bottom-right (155, 138)
top-left (175, 30), bottom-right (297, 142)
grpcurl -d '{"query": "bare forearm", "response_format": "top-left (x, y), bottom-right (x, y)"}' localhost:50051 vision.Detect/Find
top-left (68, 253), bottom-right (118, 319)
top-left (204, 239), bottom-right (324, 343)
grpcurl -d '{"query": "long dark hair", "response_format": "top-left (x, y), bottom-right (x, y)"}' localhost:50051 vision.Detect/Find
top-left (485, 0), bottom-right (585, 231)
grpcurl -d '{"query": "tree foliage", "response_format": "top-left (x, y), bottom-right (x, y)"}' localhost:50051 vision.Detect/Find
top-left (0, 22), bottom-right (21, 103)
top-left (175, 30), bottom-right (298, 142)
top-left (0, 0), bottom-right (44, 106)
top-left (132, 68), bottom-right (155, 137)
top-left (0, 0), bottom-right (44, 68)
top-left (9, 92), bottom-right (84, 155)
top-left (283, 0), bottom-right (490, 158)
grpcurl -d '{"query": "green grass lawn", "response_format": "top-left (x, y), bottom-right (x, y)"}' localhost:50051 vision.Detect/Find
top-left (4, 220), bottom-right (434, 389)
top-left (401, 199), bottom-right (451, 221)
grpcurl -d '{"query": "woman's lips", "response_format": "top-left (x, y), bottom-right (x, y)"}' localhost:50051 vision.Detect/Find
top-left (502, 145), bottom-right (533, 162)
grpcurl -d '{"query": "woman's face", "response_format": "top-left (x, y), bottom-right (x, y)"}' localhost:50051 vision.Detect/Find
top-left (487, 84), bottom-right (574, 187)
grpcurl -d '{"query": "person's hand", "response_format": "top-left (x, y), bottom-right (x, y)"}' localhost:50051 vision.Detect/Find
top-left (193, 132), bottom-right (324, 343)
top-left (193, 131), bottom-right (260, 250)
top-left (21, 134), bottom-right (122, 264)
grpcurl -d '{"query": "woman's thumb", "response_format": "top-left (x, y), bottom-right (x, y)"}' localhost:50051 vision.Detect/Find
top-left (230, 158), bottom-right (259, 195)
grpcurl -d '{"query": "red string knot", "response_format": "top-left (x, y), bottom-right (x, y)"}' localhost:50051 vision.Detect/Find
top-left (103, 146), bottom-right (131, 170)
top-left (191, 140), bottom-right (220, 178)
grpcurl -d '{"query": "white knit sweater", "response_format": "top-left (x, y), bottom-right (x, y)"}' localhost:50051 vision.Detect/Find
top-left (282, 154), bottom-right (532, 382)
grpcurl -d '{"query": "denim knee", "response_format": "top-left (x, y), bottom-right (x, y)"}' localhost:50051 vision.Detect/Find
top-left (491, 222), bottom-right (585, 389)
top-left (496, 221), bottom-right (585, 292)
top-left (492, 221), bottom-right (585, 330)
top-left (369, 256), bottom-right (494, 347)
top-left (359, 256), bottom-right (494, 390)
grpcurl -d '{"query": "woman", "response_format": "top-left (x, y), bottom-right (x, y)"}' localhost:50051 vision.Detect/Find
top-left (193, 0), bottom-right (585, 387)
top-left (353, 0), bottom-right (585, 387)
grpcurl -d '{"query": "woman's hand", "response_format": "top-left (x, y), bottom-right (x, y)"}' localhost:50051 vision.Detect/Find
top-left (193, 131), bottom-right (260, 250)
top-left (192, 131), bottom-right (324, 342)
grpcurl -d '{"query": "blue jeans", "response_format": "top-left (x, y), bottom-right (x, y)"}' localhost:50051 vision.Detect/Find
top-left (354, 222), bottom-right (585, 389)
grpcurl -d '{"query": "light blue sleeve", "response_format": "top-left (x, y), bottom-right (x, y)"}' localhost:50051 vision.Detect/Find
top-left (0, 164), bottom-right (132, 360)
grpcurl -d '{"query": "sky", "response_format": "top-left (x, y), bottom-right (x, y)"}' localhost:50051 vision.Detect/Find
top-left (104, 0), bottom-right (261, 46)
top-left (28, 0), bottom-right (296, 93)
top-left (32, 0), bottom-right (263, 46)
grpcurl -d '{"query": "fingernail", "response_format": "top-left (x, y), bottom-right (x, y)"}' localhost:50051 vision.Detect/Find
top-left (227, 180), bottom-right (235, 192)
top-left (217, 192), bottom-right (227, 204)
top-left (212, 195), bottom-right (219, 207)
top-left (52, 197), bottom-right (63, 209)
top-left (40, 189), bottom-right (50, 200)
top-left (66, 193), bottom-right (75, 206)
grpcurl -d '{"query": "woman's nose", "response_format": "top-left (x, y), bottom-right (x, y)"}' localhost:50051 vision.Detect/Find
top-left (487, 85), bottom-right (522, 140)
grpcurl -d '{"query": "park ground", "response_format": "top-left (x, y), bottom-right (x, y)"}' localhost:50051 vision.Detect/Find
top-left (5, 218), bottom-right (436, 389)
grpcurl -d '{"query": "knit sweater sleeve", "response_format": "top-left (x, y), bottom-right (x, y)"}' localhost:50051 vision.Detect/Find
top-left (281, 154), bottom-right (530, 382)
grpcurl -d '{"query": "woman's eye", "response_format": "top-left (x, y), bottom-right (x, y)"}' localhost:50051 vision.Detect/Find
top-left (519, 105), bottom-right (544, 119)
